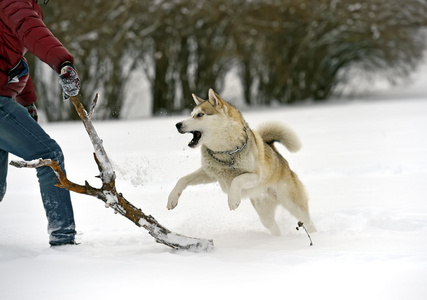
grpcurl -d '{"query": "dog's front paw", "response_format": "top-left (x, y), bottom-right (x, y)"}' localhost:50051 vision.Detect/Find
top-left (228, 197), bottom-right (241, 211)
top-left (167, 193), bottom-right (180, 210)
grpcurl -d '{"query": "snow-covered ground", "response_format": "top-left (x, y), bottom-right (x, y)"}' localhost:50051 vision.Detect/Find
top-left (1, 76), bottom-right (427, 298)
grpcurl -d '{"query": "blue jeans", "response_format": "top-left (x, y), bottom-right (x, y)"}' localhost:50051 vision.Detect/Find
top-left (0, 96), bottom-right (76, 245)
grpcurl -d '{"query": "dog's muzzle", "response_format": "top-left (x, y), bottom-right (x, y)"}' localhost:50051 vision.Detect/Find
top-left (176, 122), bottom-right (202, 148)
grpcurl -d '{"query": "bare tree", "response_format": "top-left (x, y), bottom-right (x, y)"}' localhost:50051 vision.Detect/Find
top-left (35, 1), bottom-right (150, 120)
top-left (29, 0), bottom-right (427, 120)
top-left (137, 0), bottom-right (235, 115)
top-left (233, 0), bottom-right (427, 104)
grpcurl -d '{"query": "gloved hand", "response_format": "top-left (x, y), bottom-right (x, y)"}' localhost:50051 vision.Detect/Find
top-left (59, 62), bottom-right (80, 101)
top-left (25, 103), bottom-right (38, 122)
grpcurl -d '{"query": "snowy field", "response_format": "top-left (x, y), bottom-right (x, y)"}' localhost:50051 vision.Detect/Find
top-left (1, 80), bottom-right (427, 299)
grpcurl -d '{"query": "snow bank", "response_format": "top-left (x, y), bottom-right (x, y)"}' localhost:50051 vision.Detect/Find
top-left (1, 95), bottom-right (426, 299)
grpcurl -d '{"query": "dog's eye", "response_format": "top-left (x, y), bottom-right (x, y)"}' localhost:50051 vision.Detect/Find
top-left (196, 113), bottom-right (204, 118)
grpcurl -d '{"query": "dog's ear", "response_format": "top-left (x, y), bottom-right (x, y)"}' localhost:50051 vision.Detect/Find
top-left (192, 94), bottom-right (205, 105)
top-left (208, 89), bottom-right (224, 109)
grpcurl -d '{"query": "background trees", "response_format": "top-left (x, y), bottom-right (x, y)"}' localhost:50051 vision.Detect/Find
top-left (28, 0), bottom-right (427, 121)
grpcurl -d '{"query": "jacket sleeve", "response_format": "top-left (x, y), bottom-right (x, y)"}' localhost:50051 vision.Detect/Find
top-left (1, 0), bottom-right (74, 74)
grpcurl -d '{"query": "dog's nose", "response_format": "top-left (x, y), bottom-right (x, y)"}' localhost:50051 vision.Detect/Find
top-left (176, 122), bottom-right (183, 131)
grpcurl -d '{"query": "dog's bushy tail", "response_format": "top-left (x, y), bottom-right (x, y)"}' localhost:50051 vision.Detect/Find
top-left (257, 121), bottom-right (302, 152)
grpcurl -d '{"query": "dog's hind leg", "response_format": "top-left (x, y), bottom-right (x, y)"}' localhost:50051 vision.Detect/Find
top-left (250, 197), bottom-right (281, 236)
top-left (286, 201), bottom-right (316, 233)
top-left (279, 185), bottom-right (316, 233)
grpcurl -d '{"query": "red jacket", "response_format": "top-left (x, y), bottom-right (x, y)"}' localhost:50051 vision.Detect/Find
top-left (0, 0), bottom-right (74, 106)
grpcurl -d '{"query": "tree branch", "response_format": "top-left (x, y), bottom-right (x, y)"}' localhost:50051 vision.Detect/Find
top-left (10, 95), bottom-right (213, 252)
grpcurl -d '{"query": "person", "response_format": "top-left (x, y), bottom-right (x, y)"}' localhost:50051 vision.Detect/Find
top-left (0, 0), bottom-right (81, 246)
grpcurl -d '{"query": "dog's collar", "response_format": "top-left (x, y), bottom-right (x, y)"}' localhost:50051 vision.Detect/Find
top-left (206, 127), bottom-right (249, 169)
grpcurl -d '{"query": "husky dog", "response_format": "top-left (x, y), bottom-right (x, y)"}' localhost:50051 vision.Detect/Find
top-left (168, 89), bottom-right (315, 235)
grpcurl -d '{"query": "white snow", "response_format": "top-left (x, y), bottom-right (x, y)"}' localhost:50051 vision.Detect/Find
top-left (1, 77), bottom-right (427, 299)
top-left (103, 191), bottom-right (118, 207)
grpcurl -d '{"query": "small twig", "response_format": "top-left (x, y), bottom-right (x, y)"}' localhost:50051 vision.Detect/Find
top-left (296, 221), bottom-right (313, 246)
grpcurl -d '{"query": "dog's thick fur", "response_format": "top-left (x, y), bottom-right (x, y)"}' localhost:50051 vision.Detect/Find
top-left (168, 89), bottom-right (315, 235)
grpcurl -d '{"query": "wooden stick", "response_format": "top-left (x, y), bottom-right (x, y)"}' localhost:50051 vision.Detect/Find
top-left (10, 95), bottom-right (213, 252)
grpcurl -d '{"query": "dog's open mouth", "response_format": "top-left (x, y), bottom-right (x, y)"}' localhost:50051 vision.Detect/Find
top-left (188, 131), bottom-right (202, 148)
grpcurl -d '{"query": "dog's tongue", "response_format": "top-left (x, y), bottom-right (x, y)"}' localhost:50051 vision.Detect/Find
top-left (188, 140), bottom-right (198, 148)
